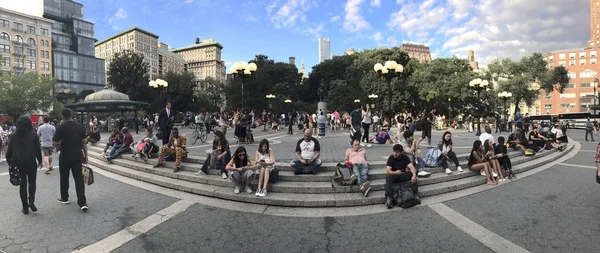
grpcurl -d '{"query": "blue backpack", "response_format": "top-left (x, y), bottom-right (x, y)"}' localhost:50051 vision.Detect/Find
top-left (424, 148), bottom-right (441, 167)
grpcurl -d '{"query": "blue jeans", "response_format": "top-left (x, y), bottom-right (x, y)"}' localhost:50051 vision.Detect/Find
top-left (406, 154), bottom-right (426, 172)
top-left (291, 159), bottom-right (322, 174)
top-left (109, 143), bottom-right (123, 157)
top-left (352, 163), bottom-right (369, 184)
top-left (109, 146), bottom-right (131, 159)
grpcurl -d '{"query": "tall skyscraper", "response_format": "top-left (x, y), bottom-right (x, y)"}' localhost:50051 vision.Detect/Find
top-left (318, 37), bottom-right (330, 63)
top-left (43, 0), bottom-right (106, 99)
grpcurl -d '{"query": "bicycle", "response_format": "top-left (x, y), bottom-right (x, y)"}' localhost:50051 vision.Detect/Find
top-left (191, 124), bottom-right (208, 144)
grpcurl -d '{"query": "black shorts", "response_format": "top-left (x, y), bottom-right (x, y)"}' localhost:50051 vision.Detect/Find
top-left (421, 126), bottom-right (431, 139)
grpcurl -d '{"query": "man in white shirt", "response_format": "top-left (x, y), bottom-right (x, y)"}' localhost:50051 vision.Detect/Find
top-left (479, 125), bottom-right (495, 145)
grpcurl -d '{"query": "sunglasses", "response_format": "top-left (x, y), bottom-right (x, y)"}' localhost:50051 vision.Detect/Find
top-left (238, 153), bottom-right (246, 157)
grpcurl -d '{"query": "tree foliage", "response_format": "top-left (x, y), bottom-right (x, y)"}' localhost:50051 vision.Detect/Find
top-left (162, 71), bottom-right (196, 113)
top-left (107, 50), bottom-right (153, 104)
top-left (0, 72), bottom-right (57, 119)
top-left (197, 77), bottom-right (224, 109)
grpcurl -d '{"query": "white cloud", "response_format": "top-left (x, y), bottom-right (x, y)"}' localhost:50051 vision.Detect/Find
top-left (343, 0), bottom-right (371, 33)
top-left (108, 8), bottom-right (127, 30)
top-left (387, 0), bottom-right (448, 37)
top-left (370, 0), bottom-right (381, 7)
top-left (371, 32), bottom-right (383, 42)
top-left (269, 0), bottom-right (315, 28)
top-left (301, 23), bottom-right (324, 37)
top-left (447, 0), bottom-right (474, 20)
top-left (371, 32), bottom-right (397, 47)
top-left (330, 15), bottom-right (340, 22)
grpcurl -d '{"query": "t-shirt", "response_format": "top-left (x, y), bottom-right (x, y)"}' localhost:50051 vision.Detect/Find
top-left (479, 132), bottom-right (494, 145)
top-left (397, 115), bottom-right (405, 124)
top-left (295, 137), bottom-right (321, 160)
top-left (37, 123), bottom-right (56, 148)
top-left (529, 131), bottom-right (540, 141)
top-left (386, 154), bottom-right (411, 172)
top-left (375, 131), bottom-right (390, 144)
top-left (425, 112), bottom-right (434, 126)
top-left (350, 110), bottom-right (362, 127)
top-left (52, 120), bottom-right (86, 161)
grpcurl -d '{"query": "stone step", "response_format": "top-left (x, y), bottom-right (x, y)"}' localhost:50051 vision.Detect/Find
top-left (88, 142), bottom-right (571, 196)
top-left (87, 142), bottom-right (572, 207)
top-left (87, 145), bottom-right (524, 173)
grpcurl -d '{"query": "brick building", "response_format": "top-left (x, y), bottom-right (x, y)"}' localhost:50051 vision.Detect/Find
top-left (400, 43), bottom-right (431, 62)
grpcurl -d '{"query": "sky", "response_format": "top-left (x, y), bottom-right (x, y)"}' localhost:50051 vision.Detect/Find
top-left (1, 0), bottom-right (593, 73)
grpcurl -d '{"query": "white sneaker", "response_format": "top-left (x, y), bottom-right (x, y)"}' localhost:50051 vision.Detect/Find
top-left (480, 170), bottom-right (486, 176)
top-left (222, 173), bottom-right (228, 179)
top-left (445, 168), bottom-right (452, 175)
top-left (255, 189), bottom-right (262, 196)
top-left (493, 172), bottom-right (498, 178)
top-left (360, 143), bottom-right (366, 147)
top-left (417, 171), bottom-right (431, 177)
top-left (245, 186), bottom-right (253, 194)
top-left (234, 186), bottom-right (240, 194)
top-left (260, 189), bottom-right (267, 197)
top-left (457, 166), bottom-right (464, 172)
top-left (366, 144), bottom-right (372, 148)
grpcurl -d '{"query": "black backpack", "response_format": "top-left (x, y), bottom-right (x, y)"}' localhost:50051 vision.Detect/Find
top-left (394, 186), bottom-right (418, 208)
top-left (415, 118), bottom-right (425, 131)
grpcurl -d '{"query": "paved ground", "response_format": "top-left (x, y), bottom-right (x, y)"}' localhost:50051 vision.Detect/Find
top-left (0, 129), bottom-right (597, 253)
top-left (104, 126), bottom-right (490, 162)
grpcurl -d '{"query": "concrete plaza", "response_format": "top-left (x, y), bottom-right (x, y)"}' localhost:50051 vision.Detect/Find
top-left (0, 128), bottom-right (598, 252)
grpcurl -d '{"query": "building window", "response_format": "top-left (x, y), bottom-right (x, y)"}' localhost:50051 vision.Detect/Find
top-left (580, 69), bottom-right (598, 78)
top-left (560, 103), bottom-right (576, 108)
top-left (27, 48), bottom-right (35, 57)
top-left (569, 53), bottom-right (576, 59)
top-left (12, 22), bottom-right (23, 31)
top-left (27, 25), bottom-right (35, 34)
top-left (544, 104), bottom-right (552, 109)
top-left (582, 102), bottom-right (592, 108)
top-left (592, 51), bottom-right (597, 58)
top-left (27, 60), bottom-right (36, 70)
top-left (0, 44), bottom-right (9, 53)
top-left (13, 35), bottom-right (23, 43)
top-left (580, 52), bottom-right (587, 58)
top-left (581, 82), bottom-right (592, 88)
top-left (544, 94), bottom-right (552, 99)
top-left (559, 53), bottom-right (566, 59)
top-left (569, 59), bottom-right (576, 66)
top-left (592, 59), bottom-right (597, 65)
top-left (1, 57), bottom-right (9, 66)
top-left (1, 19), bottom-right (8, 28)
top-left (580, 59), bottom-right (586, 65)
top-left (40, 28), bottom-right (48, 36)
top-left (580, 92), bottom-right (595, 97)
top-left (0, 32), bottom-right (8, 41)
top-left (559, 60), bottom-right (565, 66)
top-left (559, 93), bottom-right (576, 98)
top-left (27, 38), bottom-right (36, 46)
top-left (566, 83), bottom-right (575, 88)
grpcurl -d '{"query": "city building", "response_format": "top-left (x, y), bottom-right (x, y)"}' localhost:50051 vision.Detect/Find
top-left (300, 59), bottom-right (306, 79)
top-left (157, 42), bottom-right (185, 77)
top-left (467, 50), bottom-right (479, 70)
top-left (345, 48), bottom-right (356, 55)
top-left (541, 0), bottom-right (600, 115)
top-left (0, 7), bottom-right (53, 77)
top-left (289, 56), bottom-right (295, 66)
top-left (172, 37), bottom-right (225, 85)
top-left (43, 0), bottom-right (106, 97)
top-left (400, 43), bottom-right (431, 62)
top-left (94, 27), bottom-right (160, 82)
top-left (318, 37), bottom-right (330, 63)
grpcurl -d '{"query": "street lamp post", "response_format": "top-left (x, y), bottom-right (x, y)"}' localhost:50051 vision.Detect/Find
top-left (230, 61), bottom-right (258, 112)
top-left (594, 78), bottom-right (599, 117)
top-left (368, 94), bottom-right (378, 109)
top-left (497, 91), bottom-right (513, 132)
top-left (374, 61), bottom-right (403, 118)
top-left (468, 78), bottom-right (489, 136)
top-left (149, 79), bottom-right (169, 104)
top-left (354, 99), bottom-right (361, 104)
top-left (448, 98), bottom-right (451, 121)
top-left (266, 94), bottom-right (276, 109)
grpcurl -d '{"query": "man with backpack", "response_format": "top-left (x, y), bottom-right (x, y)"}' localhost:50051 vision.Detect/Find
top-left (385, 144), bottom-right (420, 209)
top-left (417, 108), bottom-right (436, 148)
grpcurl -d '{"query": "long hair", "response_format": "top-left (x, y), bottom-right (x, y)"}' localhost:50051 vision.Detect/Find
top-left (442, 131), bottom-right (453, 145)
top-left (15, 116), bottom-right (33, 138)
top-left (232, 146), bottom-right (249, 168)
top-left (258, 139), bottom-right (269, 155)
top-left (483, 139), bottom-right (493, 155)
top-left (468, 140), bottom-right (482, 166)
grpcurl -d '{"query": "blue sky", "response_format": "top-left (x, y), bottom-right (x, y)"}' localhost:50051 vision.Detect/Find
top-left (2, 0), bottom-right (593, 72)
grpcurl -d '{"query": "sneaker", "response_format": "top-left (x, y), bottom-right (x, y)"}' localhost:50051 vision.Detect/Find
top-left (260, 189), bottom-right (267, 197)
top-left (415, 196), bottom-right (421, 205)
top-left (359, 182), bottom-right (367, 192)
top-left (245, 186), bottom-right (253, 194)
top-left (234, 186), bottom-right (240, 194)
top-left (255, 188), bottom-right (262, 196)
top-left (417, 170), bottom-right (431, 177)
top-left (366, 144), bottom-right (372, 148)
top-left (363, 185), bottom-right (372, 197)
top-left (457, 166), bottom-right (464, 172)
top-left (81, 206), bottom-right (89, 212)
top-left (493, 172), bottom-right (498, 178)
top-left (29, 203), bottom-right (37, 212)
top-left (173, 166), bottom-right (182, 173)
top-left (537, 145), bottom-right (545, 154)
top-left (445, 168), bottom-right (452, 175)
top-left (480, 170), bottom-right (486, 176)
top-left (222, 173), bottom-right (228, 179)
top-left (350, 174), bottom-right (357, 183)
top-left (153, 163), bottom-right (163, 168)
top-left (57, 198), bottom-right (69, 204)
top-left (360, 143), bottom-right (365, 147)
top-left (385, 196), bottom-right (394, 209)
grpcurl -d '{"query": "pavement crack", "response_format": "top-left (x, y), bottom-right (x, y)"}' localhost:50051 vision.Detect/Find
top-left (323, 216), bottom-right (342, 252)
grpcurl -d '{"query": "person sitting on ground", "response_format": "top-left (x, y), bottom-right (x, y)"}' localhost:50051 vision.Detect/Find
top-left (105, 127), bottom-right (134, 163)
top-left (552, 123), bottom-right (568, 144)
top-left (506, 129), bottom-right (528, 153)
top-left (398, 130), bottom-right (431, 177)
top-left (483, 139), bottom-right (505, 182)
top-left (494, 136), bottom-right (515, 179)
top-left (291, 129), bottom-right (322, 175)
top-left (440, 131), bottom-right (463, 175)
top-left (468, 140), bottom-right (497, 185)
top-left (154, 128), bottom-right (187, 173)
top-left (255, 139), bottom-right (276, 197)
top-left (132, 127), bottom-right (159, 161)
top-left (86, 127), bottom-right (101, 145)
top-left (384, 144), bottom-right (420, 209)
top-left (102, 128), bottom-right (122, 155)
top-left (370, 128), bottom-right (391, 144)
top-left (225, 146), bottom-right (256, 194)
top-left (198, 130), bottom-right (231, 179)
top-left (529, 126), bottom-right (563, 152)
top-left (345, 139), bottom-right (372, 197)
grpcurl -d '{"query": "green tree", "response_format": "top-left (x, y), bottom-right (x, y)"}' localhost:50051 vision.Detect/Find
top-left (197, 77), bottom-right (224, 109)
top-left (163, 71), bottom-right (196, 113)
top-left (0, 72), bottom-right (57, 119)
top-left (107, 50), bottom-right (153, 104)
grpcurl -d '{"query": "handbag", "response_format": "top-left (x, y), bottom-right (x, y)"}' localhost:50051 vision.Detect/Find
top-left (394, 185), bottom-right (418, 208)
top-left (268, 166), bottom-right (279, 184)
top-left (82, 164), bottom-right (95, 186)
top-left (9, 165), bottom-right (20, 186)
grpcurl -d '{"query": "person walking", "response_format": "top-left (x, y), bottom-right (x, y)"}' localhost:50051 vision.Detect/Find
top-left (52, 109), bottom-right (89, 211)
top-left (361, 104), bottom-right (372, 145)
top-left (7, 116), bottom-right (43, 214)
top-left (37, 116), bottom-right (56, 175)
top-left (158, 101), bottom-right (174, 146)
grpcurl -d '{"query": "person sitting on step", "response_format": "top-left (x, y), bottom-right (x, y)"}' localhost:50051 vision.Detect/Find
top-left (468, 140), bottom-right (497, 185)
top-left (398, 130), bottom-right (431, 177)
top-left (101, 128), bottom-right (122, 156)
top-left (153, 128), bottom-right (186, 173)
top-left (345, 139), bottom-right (372, 197)
top-left (105, 127), bottom-right (133, 163)
top-left (291, 129), bottom-right (322, 175)
top-left (384, 144), bottom-right (420, 209)
top-left (494, 136), bottom-right (515, 180)
top-left (225, 146), bottom-right (256, 194)
top-left (132, 127), bottom-right (159, 161)
top-left (255, 139), bottom-right (276, 197)
top-left (440, 131), bottom-right (463, 175)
